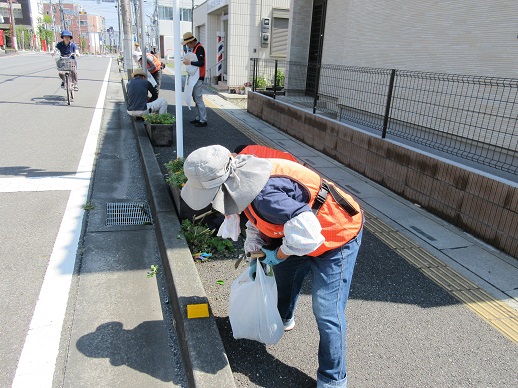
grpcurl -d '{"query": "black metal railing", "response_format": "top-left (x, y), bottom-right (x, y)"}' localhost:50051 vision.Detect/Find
top-left (250, 58), bottom-right (518, 175)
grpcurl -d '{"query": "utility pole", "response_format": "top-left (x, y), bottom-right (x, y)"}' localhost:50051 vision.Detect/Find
top-left (8, 0), bottom-right (18, 50)
top-left (139, 0), bottom-right (146, 76)
top-left (58, 0), bottom-right (65, 29)
top-left (116, 3), bottom-right (122, 53)
top-left (49, 0), bottom-right (57, 44)
top-left (120, 0), bottom-right (134, 79)
top-left (155, 0), bottom-right (159, 56)
top-left (133, 0), bottom-right (140, 45)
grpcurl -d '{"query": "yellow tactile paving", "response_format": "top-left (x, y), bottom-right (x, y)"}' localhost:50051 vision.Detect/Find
top-left (366, 213), bottom-right (518, 345)
top-left (206, 96), bottom-right (518, 345)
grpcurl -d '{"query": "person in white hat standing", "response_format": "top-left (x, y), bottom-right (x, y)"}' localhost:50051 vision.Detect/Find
top-left (181, 32), bottom-right (208, 127)
top-left (181, 145), bottom-right (364, 388)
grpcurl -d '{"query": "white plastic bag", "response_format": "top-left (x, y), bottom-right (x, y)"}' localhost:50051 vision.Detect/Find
top-left (147, 71), bottom-right (157, 87)
top-left (217, 214), bottom-right (241, 241)
top-left (228, 263), bottom-right (284, 344)
top-left (183, 53), bottom-right (199, 109)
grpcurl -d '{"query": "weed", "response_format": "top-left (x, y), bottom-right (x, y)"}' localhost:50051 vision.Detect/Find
top-left (82, 201), bottom-right (95, 211)
top-left (147, 264), bottom-right (158, 278)
top-left (181, 218), bottom-right (235, 255)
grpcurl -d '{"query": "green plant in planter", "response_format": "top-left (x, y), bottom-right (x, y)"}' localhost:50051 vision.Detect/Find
top-left (254, 75), bottom-right (269, 89)
top-left (181, 219), bottom-right (236, 254)
top-left (143, 112), bottom-right (176, 124)
top-left (275, 69), bottom-right (285, 87)
top-left (165, 158), bottom-right (187, 189)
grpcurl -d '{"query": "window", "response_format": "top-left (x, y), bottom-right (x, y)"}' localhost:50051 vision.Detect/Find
top-left (271, 10), bottom-right (289, 58)
top-left (159, 6), bottom-right (173, 20)
top-left (158, 6), bottom-right (192, 21)
top-left (180, 8), bottom-right (192, 22)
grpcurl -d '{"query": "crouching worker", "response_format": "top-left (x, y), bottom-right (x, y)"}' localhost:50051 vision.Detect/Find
top-left (180, 145), bottom-right (364, 388)
top-left (126, 69), bottom-right (168, 118)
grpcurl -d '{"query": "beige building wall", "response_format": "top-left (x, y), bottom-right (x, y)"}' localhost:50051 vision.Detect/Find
top-left (320, 0), bottom-right (518, 78)
top-left (199, 0), bottom-right (289, 88)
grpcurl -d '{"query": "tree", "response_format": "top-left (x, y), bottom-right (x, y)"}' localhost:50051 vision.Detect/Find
top-left (15, 26), bottom-right (31, 50)
top-left (37, 24), bottom-right (54, 50)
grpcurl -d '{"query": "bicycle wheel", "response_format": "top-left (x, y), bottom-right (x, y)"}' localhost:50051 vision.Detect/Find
top-left (65, 73), bottom-right (71, 105)
top-left (70, 76), bottom-right (75, 100)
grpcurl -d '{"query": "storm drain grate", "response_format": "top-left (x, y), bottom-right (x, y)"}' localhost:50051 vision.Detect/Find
top-left (106, 202), bottom-right (153, 226)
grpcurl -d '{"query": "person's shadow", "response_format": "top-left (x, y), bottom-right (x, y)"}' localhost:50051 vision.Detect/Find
top-left (76, 321), bottom-right (181, 383)
top-left (214, 316), bottom-right (317, 388)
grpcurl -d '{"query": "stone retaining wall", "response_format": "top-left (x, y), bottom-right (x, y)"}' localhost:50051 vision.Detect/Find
top-left (247, 92), bottom-right (518, 259)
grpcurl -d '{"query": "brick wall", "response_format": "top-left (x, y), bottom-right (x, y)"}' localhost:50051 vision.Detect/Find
top-left (248, 92), bottom-right (518, 258)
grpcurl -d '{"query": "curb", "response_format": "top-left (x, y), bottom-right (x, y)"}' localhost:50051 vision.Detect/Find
top-left (123, 80), bottom-right (236, 388)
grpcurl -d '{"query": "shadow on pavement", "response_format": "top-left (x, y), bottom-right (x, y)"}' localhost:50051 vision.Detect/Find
top-left (214, 316), bottom-right (317, 388)
top-left (76, 321), bottom-right (181, 383)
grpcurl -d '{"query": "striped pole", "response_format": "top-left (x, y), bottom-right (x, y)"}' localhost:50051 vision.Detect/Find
top-left (217, 32), bottom-right (224, 80)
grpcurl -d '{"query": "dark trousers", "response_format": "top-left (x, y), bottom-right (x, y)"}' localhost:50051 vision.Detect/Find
top-left (151, 69), bottom-right (162, 95)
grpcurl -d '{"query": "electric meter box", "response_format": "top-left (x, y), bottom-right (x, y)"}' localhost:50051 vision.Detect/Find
top-left (261, 18), bottom-right (270, 33)
top-left (261, 33), bottom-right (270, 47)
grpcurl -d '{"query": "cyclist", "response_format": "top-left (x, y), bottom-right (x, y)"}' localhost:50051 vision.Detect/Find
top-left (52, 30), bottom-right (80, 91)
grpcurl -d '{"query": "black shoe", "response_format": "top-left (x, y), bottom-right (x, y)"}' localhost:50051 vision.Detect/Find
top-left (194, 121), bottom-right (208, 127)
top-left (61, 82), bottom-right (65, 89)
top-left (190, 119), bottom-right (200, 124)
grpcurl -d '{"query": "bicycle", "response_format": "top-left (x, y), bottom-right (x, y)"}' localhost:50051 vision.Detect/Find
top-left (55, 55), bottom-right (77, 105)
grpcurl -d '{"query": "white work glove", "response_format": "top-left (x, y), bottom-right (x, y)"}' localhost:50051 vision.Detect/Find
top-left (217, 214), bottom-right (241, 241)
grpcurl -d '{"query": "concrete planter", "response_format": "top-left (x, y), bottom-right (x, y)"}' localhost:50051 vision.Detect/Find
top-left (168, 184), bottom-right (211, 220)
top-left (145, 122), bottom-right (175, 147)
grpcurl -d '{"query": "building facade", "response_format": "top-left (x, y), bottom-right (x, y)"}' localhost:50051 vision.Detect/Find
top-left (288, 0), bottom-right (518, 78)
top-left (157, 0), bottom-right (204, 59)
top-left (43, 2), bottom-right (105, 54)
top-left (192, 0), bottom-right (290, 89)
top-left (0, 0), bottom-right (43, 49)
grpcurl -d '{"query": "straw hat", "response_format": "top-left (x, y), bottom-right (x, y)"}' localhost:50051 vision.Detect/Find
top-left (181, 32), bottom-right (196, 45)
top-left (132, 68), bottom-right (146, 78)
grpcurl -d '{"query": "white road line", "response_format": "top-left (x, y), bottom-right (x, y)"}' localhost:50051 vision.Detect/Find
top-left (12, 58), bottom-right (112, 388)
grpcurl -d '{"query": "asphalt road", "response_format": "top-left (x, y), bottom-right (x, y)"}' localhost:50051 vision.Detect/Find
top-left (0, 52), bottom-right (186, 388)
top-left (0, 51), bottom-right (106, 387)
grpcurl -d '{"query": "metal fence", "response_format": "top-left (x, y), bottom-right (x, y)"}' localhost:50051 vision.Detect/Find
top-left (249, 58), bottom-right (518, 175)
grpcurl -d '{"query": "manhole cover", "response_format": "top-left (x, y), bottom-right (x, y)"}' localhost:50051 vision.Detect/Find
top-left (106, 202), bottom-right (153, 226)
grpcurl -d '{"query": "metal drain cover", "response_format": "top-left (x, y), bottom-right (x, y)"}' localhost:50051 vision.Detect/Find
top-left (106, 202), bottom-right (153, 226)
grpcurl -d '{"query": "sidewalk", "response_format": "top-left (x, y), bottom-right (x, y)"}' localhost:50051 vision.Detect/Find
top-left (130, 69), bottom-right (518, 387)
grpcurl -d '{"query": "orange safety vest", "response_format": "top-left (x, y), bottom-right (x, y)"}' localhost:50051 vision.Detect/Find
top-left (243, 159), bottom-right (363, 257)
top-left (193, 43), bottom-right (206, 78)
top-left (146, 53), bottom-right (162, 74)
top-left (238, 145), bottom-right (299, 163)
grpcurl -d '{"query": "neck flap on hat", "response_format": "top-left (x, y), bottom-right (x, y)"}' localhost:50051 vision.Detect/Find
top-left (211, 155), bottom-right (270, 215)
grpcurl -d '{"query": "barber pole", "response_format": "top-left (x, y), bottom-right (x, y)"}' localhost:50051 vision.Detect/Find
top-left (217, 32), bottom-right (224, 80)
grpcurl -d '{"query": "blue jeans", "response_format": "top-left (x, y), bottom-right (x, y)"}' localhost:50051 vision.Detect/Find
top-left (273, 227), bottom-right (363, 388)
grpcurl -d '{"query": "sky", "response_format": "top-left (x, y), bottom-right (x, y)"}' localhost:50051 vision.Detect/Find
top-left (64, 0), bottom-right (156, 32)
